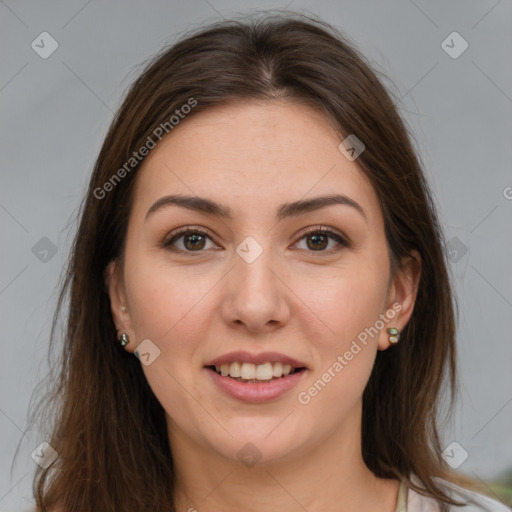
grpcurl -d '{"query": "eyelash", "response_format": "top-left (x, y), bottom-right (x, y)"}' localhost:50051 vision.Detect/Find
top-left (161, 225), bottom-right (350, 255)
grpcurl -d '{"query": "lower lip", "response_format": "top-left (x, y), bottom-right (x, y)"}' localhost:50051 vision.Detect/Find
top-left (204, 367), bottom-right (307, 403)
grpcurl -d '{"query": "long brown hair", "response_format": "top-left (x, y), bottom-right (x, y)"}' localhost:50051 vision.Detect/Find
top-left (27, 11), bottom-right (482, 511)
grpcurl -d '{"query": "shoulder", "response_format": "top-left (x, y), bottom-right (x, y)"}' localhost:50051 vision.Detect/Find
top-left (406, 476), bottom-right (510, 512)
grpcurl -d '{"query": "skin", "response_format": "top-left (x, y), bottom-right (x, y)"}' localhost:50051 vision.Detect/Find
top-left (106, 99), bottom-right (421, 512)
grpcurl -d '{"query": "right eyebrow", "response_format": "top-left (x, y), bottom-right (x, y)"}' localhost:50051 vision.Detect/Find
top-left (145, 193), bottom-right (367, 223)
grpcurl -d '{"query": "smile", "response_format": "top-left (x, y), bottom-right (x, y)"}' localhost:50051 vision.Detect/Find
top-left (208, 361), bottom-right (305, 382)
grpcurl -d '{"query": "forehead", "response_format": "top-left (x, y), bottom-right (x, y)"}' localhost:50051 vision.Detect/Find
top-left (130, 100), bottom-right (381, 224)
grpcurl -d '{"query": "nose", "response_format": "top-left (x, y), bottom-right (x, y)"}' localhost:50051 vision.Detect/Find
top-left (220, 243), bottom-right (291, 333)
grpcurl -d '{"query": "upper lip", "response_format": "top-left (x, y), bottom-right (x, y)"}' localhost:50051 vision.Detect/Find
top-left (205, 351), bottom-right (308, 369)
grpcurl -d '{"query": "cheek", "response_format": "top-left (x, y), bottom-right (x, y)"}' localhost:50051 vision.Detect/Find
top-left (122, 257), bottom-right (217, 420)
top-left (293, 260), bottom-right (388, 344)
top-left (124, 253), bottom-right (219, 341)
top-left (294, 273), bottom-right (384, 416)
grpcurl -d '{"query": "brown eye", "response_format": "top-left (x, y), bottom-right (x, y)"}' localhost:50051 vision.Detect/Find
top-left (161, 226), bottom-right (349, 255)
top-left (295, 227), bottom-right (349, 253)
top-left (182, 232), bottom-right (207, 250)
top-left (162, 228), bottom-right (215, 253)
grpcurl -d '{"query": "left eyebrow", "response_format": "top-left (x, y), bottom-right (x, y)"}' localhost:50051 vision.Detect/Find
top-left (145, 193), bottom-right (367, 223)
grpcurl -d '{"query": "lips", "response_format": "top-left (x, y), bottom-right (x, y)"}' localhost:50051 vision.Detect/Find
top-left (204, 364), bottom-right (308, 403)
top-left (203, 350), bottom-right (309, 402)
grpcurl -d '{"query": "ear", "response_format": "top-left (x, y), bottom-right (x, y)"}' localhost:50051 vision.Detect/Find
top-left (378, 249), bottom-right (421, 350)
top-left (104, 260), bottom-right (135, 352)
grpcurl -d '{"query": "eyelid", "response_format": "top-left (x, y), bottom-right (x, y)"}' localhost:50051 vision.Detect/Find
top-left (296, 225), bottom-right (351, 246)
top-left (164, 225), bottom-right (212, 240)
top-left (162, 224), bottom-right (351, 253)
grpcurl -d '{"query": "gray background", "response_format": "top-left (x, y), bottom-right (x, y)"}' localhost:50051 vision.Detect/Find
top-left (1, 1), bottom-right (511, 510)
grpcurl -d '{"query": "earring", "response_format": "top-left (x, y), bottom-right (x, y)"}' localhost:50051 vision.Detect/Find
top-left (387, 327), bottom-right (400, 344)
top-left (121, 306), bottom-right (128, 312)
top-left (119, 332), bottom-right (130, 347)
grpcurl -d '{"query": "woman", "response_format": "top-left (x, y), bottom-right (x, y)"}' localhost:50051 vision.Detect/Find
top-left (29, 12), bottom-right (508, 512)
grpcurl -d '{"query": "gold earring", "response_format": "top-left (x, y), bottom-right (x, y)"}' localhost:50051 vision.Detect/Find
top-left (121, 306), bottom-right (128, 312)
top-left (387, 328), bottom-right (400, 344)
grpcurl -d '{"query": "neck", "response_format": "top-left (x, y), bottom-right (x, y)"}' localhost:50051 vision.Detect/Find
top-left (168, 403), bottom-right (400, 512)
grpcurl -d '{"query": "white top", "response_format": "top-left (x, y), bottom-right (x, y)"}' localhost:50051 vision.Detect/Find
top-left (397, 476), bottom-right (510, 512)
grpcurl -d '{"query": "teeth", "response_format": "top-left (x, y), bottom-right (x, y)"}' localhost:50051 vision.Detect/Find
top-left (273, 362), bottom-right (283, 377)
top-left (240, 362), bottom-right (255, 380)
top-left (256, 362), bottom-right (273, 380)
top-left (214, 361), bottom-right (298, 380)
top-left (229, 361), bottom-right (241, 377)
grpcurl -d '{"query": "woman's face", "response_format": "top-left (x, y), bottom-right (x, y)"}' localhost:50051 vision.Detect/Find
top-left (107, 99), bottom-right (419, 467)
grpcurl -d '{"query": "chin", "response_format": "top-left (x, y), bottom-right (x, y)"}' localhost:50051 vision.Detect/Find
top-left (205, 428), bottom-right (307, 468)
